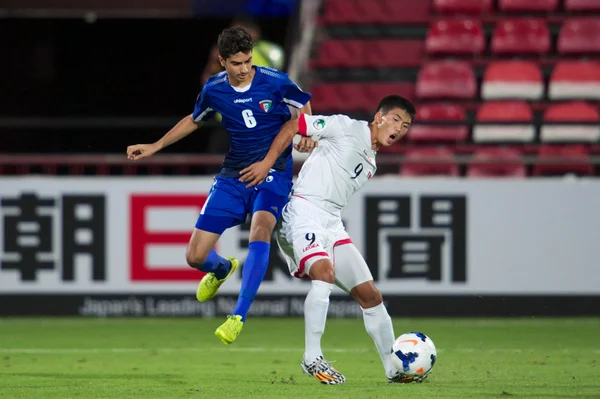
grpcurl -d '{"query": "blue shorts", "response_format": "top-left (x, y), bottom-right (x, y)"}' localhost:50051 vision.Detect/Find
top-left (195, 170), bottom-right (293, 235)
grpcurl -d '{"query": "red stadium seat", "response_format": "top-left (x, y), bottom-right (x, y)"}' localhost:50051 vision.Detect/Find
top-left (313, 40), bottom-right (364, 69)
top-left (309, 83), bottom-right (414, 113)
top-left (498, 0), bottom-right (558, 12)
top-left (313, 40), bottom-right (424, 69)
top-left (426, 19), bottom-right (485, 54)
top-left (408, 104), bottom-right (468, 141)
top-left (416, 61), bottom-right (477, 99)
top-left (368, 40), bottom-right (424, 68)
top-left (467, 148), bottom-right (526, 178)
top-left (310, 83), bottom-right (340, 112)
top-left (341, 83), bottom-right (374, 112)
top-left (322, 0), bottom-right (429, 24)
top-left (541, 102), bottom-right (600, 142)
top-left (473, 101), bottom-right (535, 142)
top-left (401, 147), bottom-right (459, 176)
top-left (532, 145), bottom-right (593, 176)
top-left (322, 0), bottom-right (362, 24)
top-left (565, 0), bottom-right (600, 11)
top-left (558, 18), bottom-right (600, 54)
top-left (309, 83), bottom-right (367, 112)
top-left (491, 19), bottom-right (550, 54)
top-left (365, 83), bottom-right (415, 106)
top-left (433, 0), bottom-right (493, 14)
top-left (481, 61), bottom-right (543, 100)
top-left (548, 61), bottom-right (600, 100)
top-left (378, 0), bottom-right (430, 24)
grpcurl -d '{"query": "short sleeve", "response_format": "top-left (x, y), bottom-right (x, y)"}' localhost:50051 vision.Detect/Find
top-left (280, 76), bottom-right (312, 109)
top-left (192, 87), bottom-right (215, 122)
top-left (298, 114), bottom-right (343, 140)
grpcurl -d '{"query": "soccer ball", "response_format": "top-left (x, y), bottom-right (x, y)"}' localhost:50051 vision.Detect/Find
top-left (390, 332), bottom-right (437, 383)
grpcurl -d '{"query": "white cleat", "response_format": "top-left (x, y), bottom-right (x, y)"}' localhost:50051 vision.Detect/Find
top-left (301, 356), bottom-right (346, 385)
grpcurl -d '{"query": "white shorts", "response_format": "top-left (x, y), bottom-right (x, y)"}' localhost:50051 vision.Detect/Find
top-left (275, 196), bottom-right (373, 292)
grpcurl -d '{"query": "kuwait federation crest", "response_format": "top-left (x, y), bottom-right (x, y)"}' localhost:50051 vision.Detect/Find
top-left (259, 100), bottom-right (273, 113)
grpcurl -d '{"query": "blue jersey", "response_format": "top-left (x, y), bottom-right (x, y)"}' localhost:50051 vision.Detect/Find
top-left (192, 66), bottom-right (312, 178)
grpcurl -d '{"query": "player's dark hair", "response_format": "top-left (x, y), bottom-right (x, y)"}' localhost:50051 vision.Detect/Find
top-left (218, 26), bottom-right (254, 60)
top-left (376, 95), bottom-right (416, 122)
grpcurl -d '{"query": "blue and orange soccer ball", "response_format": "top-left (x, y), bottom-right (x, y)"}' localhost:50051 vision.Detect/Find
top-left (391, 332), bottom-right (437, 383)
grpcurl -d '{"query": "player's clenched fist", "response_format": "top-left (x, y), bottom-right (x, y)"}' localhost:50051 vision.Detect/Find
top-left (127, 143), bottom-right (159, 160)
top-left (294, 136), bottom-right (318, 153)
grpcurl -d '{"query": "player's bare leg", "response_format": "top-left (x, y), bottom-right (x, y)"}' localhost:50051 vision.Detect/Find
top-left (186, 228), bottom-right (221, 268)
top-left (215, 210), bottom-right (275, 344)
top-left (333, 243), bottom-right (398, 382)
top-left (301, 259), bottom-right (346, 384)
top-left (188, 229), bottom-right (239, 302)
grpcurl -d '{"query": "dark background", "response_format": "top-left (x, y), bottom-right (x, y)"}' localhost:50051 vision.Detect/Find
top-left (0, 1), bottom-right (296, 154)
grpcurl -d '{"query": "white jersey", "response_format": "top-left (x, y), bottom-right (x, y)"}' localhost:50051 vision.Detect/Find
top-left (293, 113), bottom-right (377, 215)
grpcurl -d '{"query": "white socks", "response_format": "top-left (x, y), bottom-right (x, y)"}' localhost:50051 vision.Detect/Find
top-left (303, 280), bottom-right (333, 363)
top-left (303, 280), bottom-right (396, 379)
top-left (362, 302), bottom-right (397, 379)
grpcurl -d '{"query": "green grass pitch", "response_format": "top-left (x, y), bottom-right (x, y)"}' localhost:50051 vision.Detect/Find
top-left (0, 317), bottom-right (599, 398)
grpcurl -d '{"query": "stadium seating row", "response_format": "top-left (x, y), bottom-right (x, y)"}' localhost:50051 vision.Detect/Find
top-left (427, 18), bottom-right (600, 54)
top-left (316, 19), bottom-right (600, 56)
top-left (323, 0), bottom-right (600, 25)
top-left (434, 0), bottom-right (600, 14)
top-left (309, 96), bottom-right (600, 142)
top-left (387, 145), bottom-right (596, 177)
top-left (310, 60), bottom-right (600, 110)
top-left (416, 60), bottom-right (600, 100)
top-left (312, 40), bottom-right (425, 68)
top-left (411, 101), bottom-right (600, 143)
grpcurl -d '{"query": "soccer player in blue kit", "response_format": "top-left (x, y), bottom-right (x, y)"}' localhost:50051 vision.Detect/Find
top-left (126, 26), bottom-right (312, 344)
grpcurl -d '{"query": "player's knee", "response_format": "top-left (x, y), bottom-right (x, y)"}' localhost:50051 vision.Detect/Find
top-left (309, 259), bottom-right (335, 284)
top-left (248, 224), bottom-right (273, 243)
top-left (249, 211), bottom-right (277, 242)
top-left (185, 247), bottom-right (207, 269)
top-left (352, 283), bottom-right (383, 309)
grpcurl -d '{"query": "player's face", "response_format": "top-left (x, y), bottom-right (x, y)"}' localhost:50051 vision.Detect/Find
top-left (220, 52), bottom-right (253, 84)
top-left (375, 108), bottom-right (412, 147)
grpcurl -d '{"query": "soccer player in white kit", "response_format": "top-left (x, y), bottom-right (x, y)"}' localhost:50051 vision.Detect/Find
top-left (239, 95), bottom-right (415, 384)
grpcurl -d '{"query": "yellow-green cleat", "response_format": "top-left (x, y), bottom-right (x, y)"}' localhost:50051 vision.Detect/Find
top-left (196, 257), bottom-right (239, 302)
top-left (215, 314), bottom-right (244, 345)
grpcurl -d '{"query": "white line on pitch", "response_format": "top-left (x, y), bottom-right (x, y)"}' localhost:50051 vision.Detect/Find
top-left (0, 347), bottom-right (363, 354)
top-left (0, 348), bottom-right (598, 355)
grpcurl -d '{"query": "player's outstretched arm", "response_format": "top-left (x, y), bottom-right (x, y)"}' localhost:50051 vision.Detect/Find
top-left (239, 117), bottom-right (300, 188)
top-left (127, 114), bottom-right (202, 160)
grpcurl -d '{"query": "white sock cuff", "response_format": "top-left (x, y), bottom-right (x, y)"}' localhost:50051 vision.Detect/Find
top-left (361, 302), bottom-right (385, 315)
top-left (312, 280), bottom-right (334, 290)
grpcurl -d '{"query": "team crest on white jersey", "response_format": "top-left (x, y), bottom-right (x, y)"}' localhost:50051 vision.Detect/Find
top-left (313, 119), bottom-right (326, 130)
top-left (259, 100), bottom-right (273, 112)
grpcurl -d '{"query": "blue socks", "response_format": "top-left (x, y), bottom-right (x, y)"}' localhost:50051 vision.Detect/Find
top-left (199, 249), bottom-right (231, 280)
top-left (233, 241), bottom-right (270, 322)
top-left (195, 242), bottom-right (270, 322)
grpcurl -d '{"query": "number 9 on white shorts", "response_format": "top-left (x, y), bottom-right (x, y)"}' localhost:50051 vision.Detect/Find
top-left (275, 198), bottom-right (373, 291)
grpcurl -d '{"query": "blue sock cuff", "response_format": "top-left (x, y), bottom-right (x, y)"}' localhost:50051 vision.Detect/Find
top-left (248, 241), bottom-right (270, 252)
top-left (199, 249), bottom-right (231, 279)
